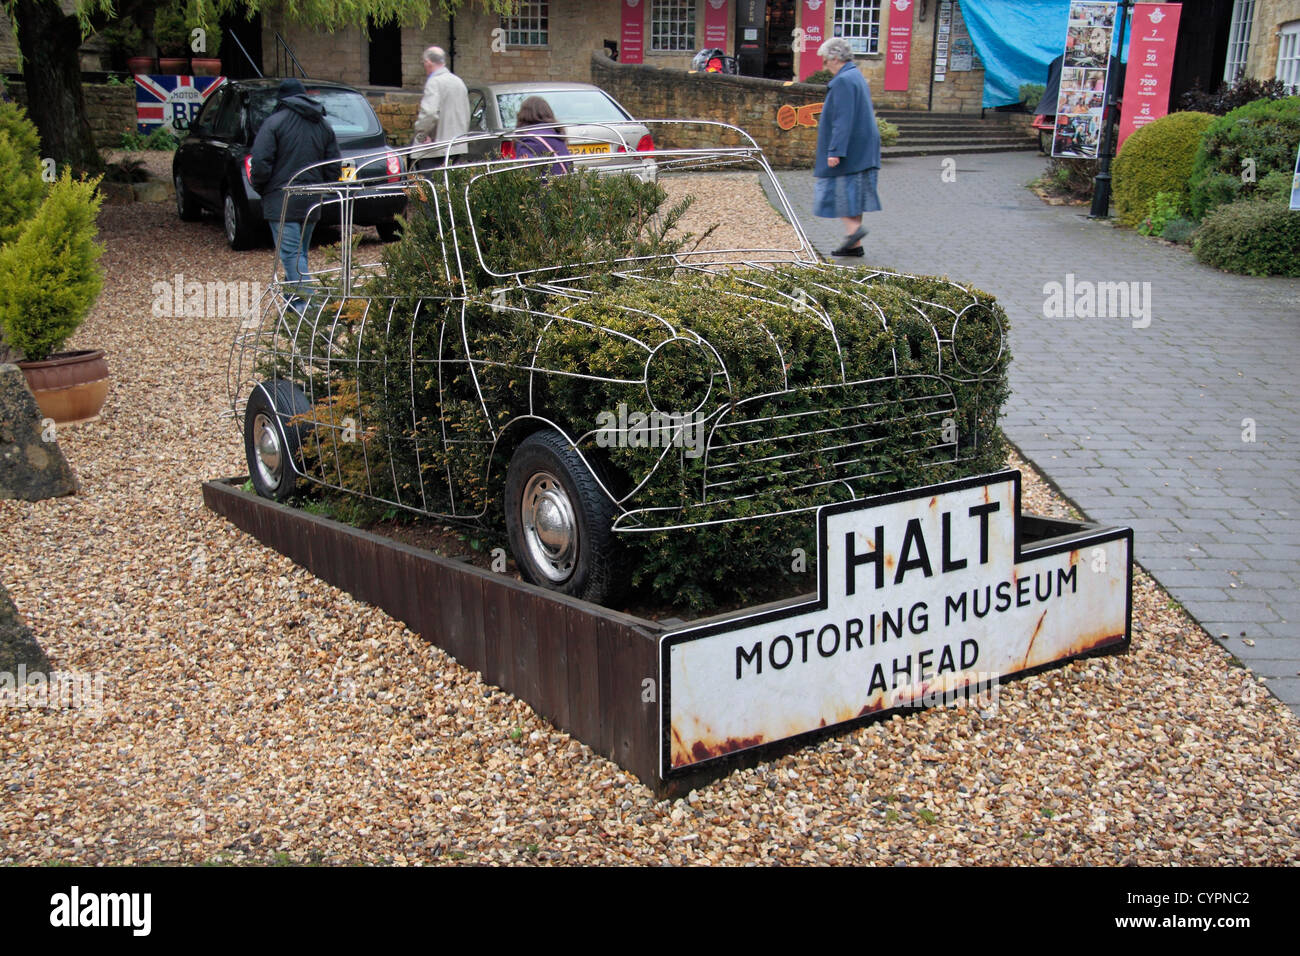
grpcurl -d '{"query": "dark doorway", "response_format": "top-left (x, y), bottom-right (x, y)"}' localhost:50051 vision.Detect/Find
top-left (1168, 0), bottom-right (1234, 103)
top-left (220, 11), bottom-right (263, 79)
top-left (736, 0), bottom-right (767, 77)
top-left (368, 17), bottom-right (403, 87)
top-left (765, 0), bottom-right (796, 79)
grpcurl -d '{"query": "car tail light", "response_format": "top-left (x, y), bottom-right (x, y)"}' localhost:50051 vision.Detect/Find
top-left (385, 150), bottom-right (400, 182)
top-left (500, 140), bottom-right (516, 159)
top-left (243, 154), bottom-right (252, 182)
top-left (615, 134), bottom-right (655, 155)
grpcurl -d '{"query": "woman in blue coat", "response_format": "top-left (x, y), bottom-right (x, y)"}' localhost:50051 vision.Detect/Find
top-left (813, 37), bottom-right (882, 257)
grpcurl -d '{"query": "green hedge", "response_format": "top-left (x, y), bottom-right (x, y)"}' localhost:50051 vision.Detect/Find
top-left (1112, 111), bottom-right (1214, 228)
top-left (1188, 96), bottom-right (1300, 219)
top-left (1192, 197), bottom-right (1300, 276)
top-left (286, 169), bottom-right (1010, 609)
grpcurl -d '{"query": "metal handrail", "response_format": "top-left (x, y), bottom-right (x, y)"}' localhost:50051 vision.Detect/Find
top-left (273, 32), bottom-right (307, 78)
top-left (225, 30), bottom-right (262, 78)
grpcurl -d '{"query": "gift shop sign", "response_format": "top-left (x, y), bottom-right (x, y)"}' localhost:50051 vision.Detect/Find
top-left (798, 0), bottom-right (828, 81)
top-left (884, 0), bottom-right (915, 91)
top-left (1117, 4), bottom-right (1182, 148)
top-left (660, 471), bottom-right (1132, 777)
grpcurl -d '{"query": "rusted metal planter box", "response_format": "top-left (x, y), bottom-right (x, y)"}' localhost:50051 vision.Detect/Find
top-left (203, 473), bottom-right (1130, 798)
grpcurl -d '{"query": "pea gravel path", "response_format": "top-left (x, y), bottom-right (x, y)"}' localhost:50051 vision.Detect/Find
top-left (1, 200), bottom-right (1298, 866)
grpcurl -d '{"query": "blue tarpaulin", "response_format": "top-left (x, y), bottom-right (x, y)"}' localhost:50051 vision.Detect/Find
top-left (958, 0), bottom-right (1128, 109)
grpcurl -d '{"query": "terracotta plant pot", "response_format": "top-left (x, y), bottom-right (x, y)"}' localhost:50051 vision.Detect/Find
top-left (158, 57), bottom-right (189, 75)
top-left (18, 349), bottom-right (110, 425)
top-left (126, 56), bottom-right (157, 75)
top-left (190, 58), bottom-right (222, 76)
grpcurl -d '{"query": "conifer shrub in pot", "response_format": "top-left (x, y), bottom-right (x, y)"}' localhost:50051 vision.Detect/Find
top-left (0, 106), bottom-right (107, 424)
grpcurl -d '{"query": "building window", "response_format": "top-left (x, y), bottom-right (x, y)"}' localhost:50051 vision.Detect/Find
top-left (503, 1), bottom-right (548, 47)
top-left (1223, 0), bottom-right (1255, 83)
top-left (651, 0), bottom-right (696, 52)
top-left (1278, 21), bottom-right (1300, 91)
top-left (833, 0), bottom-right (881, 56)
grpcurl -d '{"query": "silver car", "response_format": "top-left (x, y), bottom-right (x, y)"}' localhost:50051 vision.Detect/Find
top-left (462, 81), bottom-right (656, 180)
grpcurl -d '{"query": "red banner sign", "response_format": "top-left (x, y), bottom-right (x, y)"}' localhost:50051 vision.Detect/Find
top-left (1117, 3), bottom-right (1181, 149)
top-left (705, 0), bottom-right (729, 48)
top-left (620, 0), bottom-right (644, 64)
top-left (798, 0), bottom-right (828, 81)
top-left (884, 0), bottom-right (915, 91)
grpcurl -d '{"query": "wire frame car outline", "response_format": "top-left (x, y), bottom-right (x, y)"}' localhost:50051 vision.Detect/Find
top-left (228, 125), bottom-right (1006, 537)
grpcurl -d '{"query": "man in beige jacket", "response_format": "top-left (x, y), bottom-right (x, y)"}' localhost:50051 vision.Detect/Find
top-left (412, 46), bottom-right (470, 170)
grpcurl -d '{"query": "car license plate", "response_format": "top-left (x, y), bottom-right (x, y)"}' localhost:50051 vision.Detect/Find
top-left (569, 143), bottom-right (610, 155)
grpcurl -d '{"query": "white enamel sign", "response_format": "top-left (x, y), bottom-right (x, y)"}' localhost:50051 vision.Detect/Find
top-left (661, 471), bottom-right (1132, 777)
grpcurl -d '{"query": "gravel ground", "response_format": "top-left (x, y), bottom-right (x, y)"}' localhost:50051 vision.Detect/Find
top-left (1, 196), bottom-right (1298, 866)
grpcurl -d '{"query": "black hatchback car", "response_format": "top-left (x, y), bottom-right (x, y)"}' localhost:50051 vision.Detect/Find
top-left (172, 78), bottom-right (406, 249)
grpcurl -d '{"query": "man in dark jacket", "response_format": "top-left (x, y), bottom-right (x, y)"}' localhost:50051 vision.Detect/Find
top-left (250, 78), bottom-right (342, 303)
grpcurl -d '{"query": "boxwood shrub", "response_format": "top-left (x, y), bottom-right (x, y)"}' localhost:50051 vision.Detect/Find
top-left (284, 168), bottom-right (1011, 610)
top-left (1112, 110), bottom-right (1214, 228)
top-left (1188, 96), bottom-right (1300, 219)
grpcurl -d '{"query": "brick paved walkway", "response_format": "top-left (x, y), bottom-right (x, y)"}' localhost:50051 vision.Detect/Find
top-left (777, 154), bottom-right (1300, 710)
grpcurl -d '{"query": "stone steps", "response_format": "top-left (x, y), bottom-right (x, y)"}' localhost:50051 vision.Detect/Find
top-left (883, 141), bottom-right (1040, 158)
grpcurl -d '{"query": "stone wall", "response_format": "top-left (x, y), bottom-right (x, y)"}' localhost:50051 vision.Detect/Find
top-left (929, 0), bottom-right (989, 113)
top-left (1247, 0), bottom-right (1300, 82)
top-left (5, 81), bottom-right (137, 149)
top-left (369, 93), bottom-right (421, 146)
top-left (592, 53), bottom-right (828, 169)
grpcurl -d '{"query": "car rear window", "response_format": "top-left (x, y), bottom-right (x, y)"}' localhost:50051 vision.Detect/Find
top-left (249, 88), bottom-right (382, 139)
top-left (496, 90), bottom-right (631, 129)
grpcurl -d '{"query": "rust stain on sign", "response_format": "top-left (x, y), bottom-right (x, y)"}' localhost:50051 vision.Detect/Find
top-left (685, 734), bottom-right (765, 764)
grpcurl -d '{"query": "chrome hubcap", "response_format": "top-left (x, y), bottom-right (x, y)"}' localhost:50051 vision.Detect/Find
top-left (521, 471), bottom-right (576, 583)
top-left (224, 195), bottom-right (237, 241)
top-left (174, 175), bottom-right (185, 214)
top-left (252, 412), bottom-right (283, 489)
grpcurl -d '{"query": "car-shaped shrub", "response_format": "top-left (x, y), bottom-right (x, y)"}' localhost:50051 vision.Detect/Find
top-left (230, 124), bottom-right (1009, 608)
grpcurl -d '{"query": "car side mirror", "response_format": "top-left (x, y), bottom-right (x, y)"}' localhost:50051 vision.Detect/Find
top-left (172, 116), bottom-right (190, 132)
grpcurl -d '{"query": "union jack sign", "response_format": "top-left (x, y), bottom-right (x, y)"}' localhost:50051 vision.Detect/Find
top-left (135, 74), bottom-right (226, 134)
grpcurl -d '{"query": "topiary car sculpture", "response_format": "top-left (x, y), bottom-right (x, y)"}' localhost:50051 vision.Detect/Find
top-left (229, 123), bottom-right (1009, 608)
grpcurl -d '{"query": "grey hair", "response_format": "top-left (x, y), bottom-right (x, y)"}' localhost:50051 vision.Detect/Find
top-left (422, 46), bottom-right (447, 66)
top-left (817, 37), bottom-right (854, 63)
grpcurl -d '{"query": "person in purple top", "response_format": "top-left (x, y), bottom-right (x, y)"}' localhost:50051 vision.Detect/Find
top-left (512, 96), bottom-right (572, 177)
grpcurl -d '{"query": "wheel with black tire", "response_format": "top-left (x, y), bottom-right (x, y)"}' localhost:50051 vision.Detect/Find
top-left (244, 381), bottom-right (311, 501)
top-left (223, 187), bottom-right (257, 250)
top-left (505, 430), bottom-right (623, 605)
top-left (175, 173), bottom-right (201, 221)
top-left (376, 219), bottom-right (402, 242)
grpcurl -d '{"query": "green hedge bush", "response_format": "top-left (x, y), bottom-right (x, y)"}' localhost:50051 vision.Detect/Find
top-left (1112, 110), bottom-right (1214, 228)
top-left (1192, 197), bottom-right (1300, 276)
top-left (1188, 96), bottom-right (1300, 219)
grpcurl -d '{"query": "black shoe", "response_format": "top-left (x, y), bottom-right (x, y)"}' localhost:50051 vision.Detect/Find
top-left (832, 244), bottom-right (865, 257)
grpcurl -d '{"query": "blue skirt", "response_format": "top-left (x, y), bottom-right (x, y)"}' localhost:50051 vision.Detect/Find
top-left (813, 168), bottom-right (882, 218)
